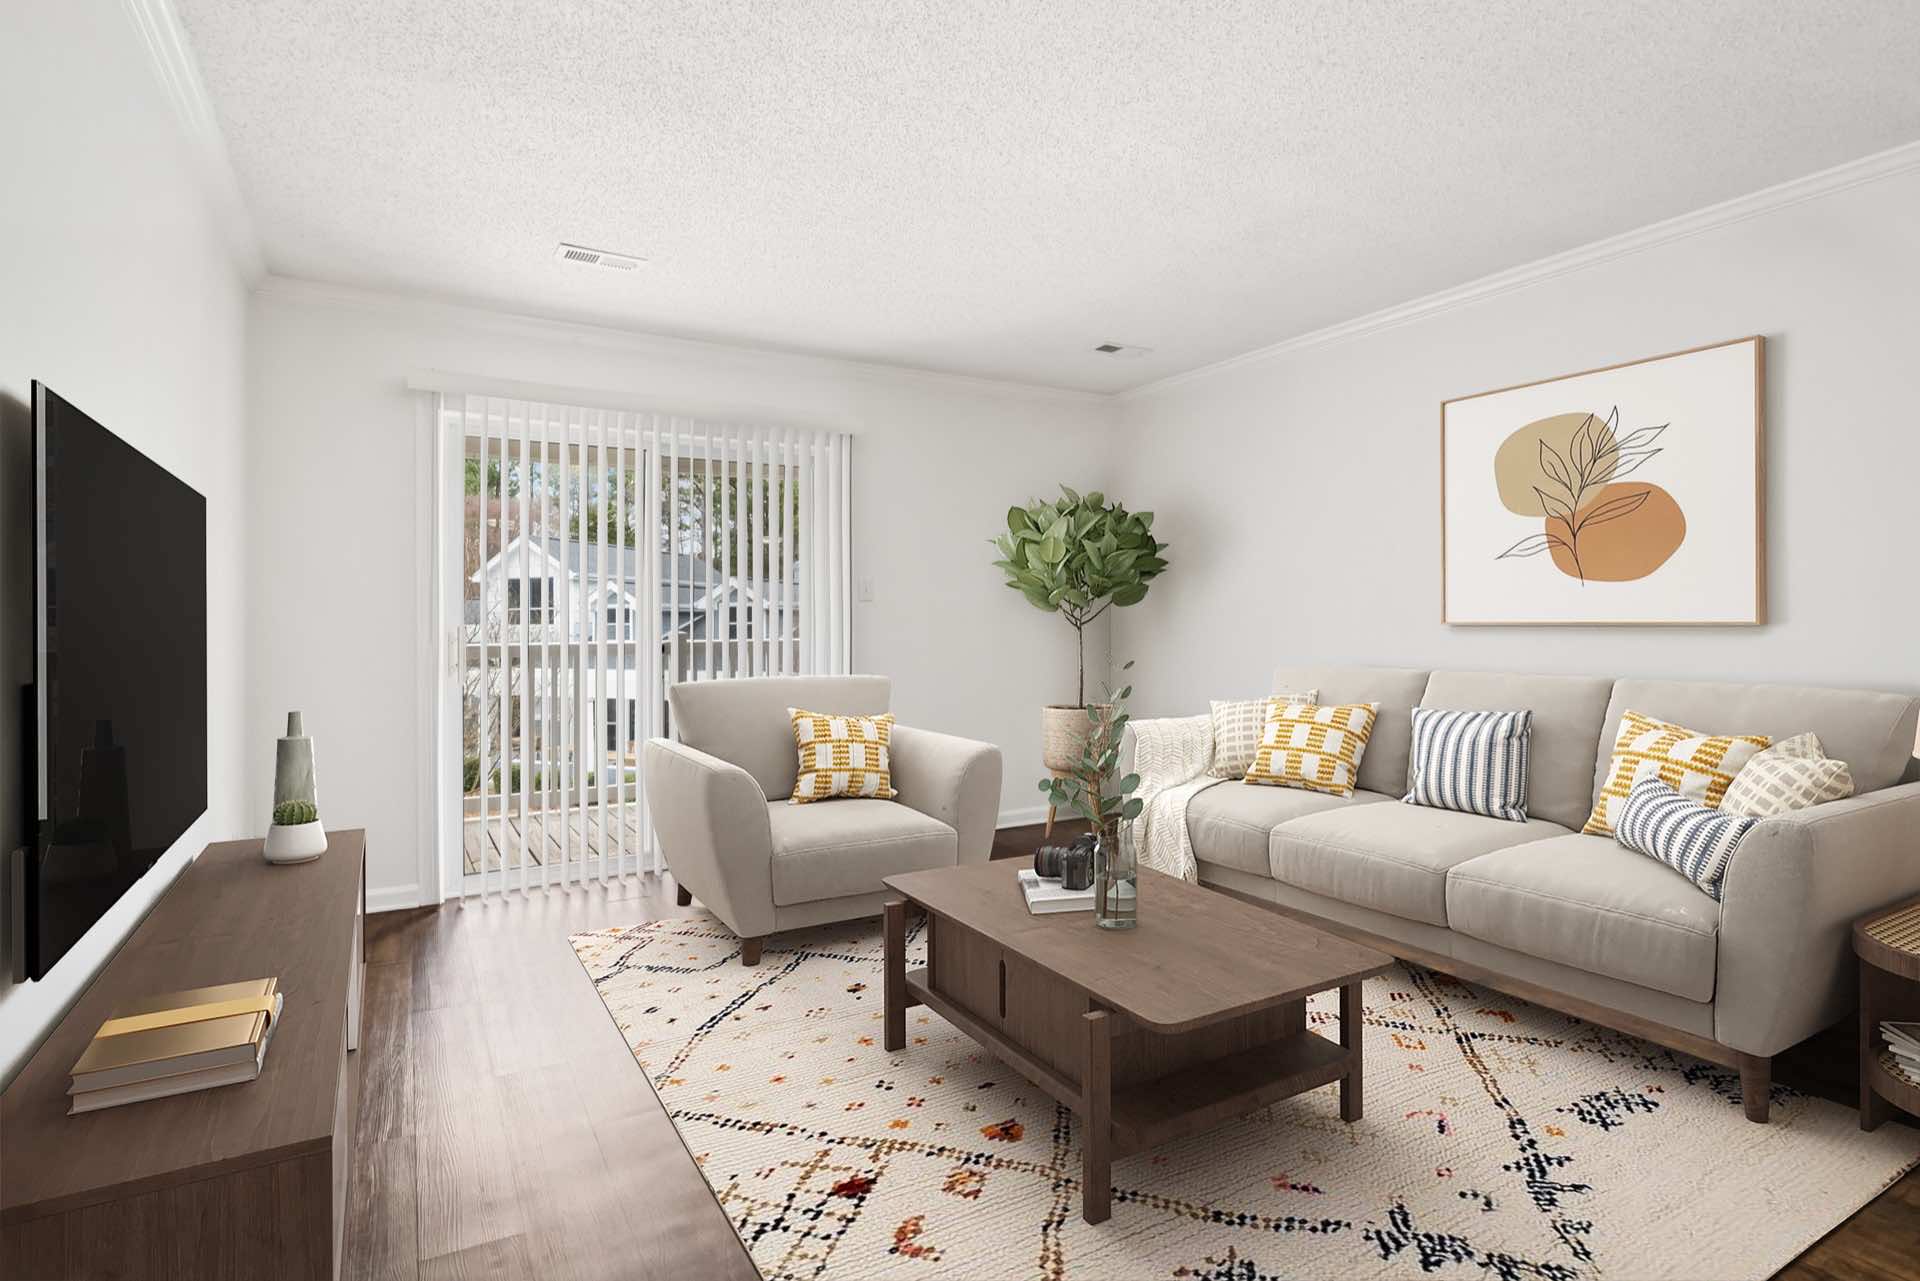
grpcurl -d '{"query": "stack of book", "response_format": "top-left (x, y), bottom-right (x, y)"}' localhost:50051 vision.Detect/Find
top-left (68, 977), bottom-right (283, 1115)
top-left (1882, 1020), bottom-right (1920, 1082)
top-left (1018, 868), bottom-right (1094, 915)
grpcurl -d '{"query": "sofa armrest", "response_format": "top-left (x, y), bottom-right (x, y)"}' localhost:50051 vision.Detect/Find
top-left (642, 739), bottom-right (776, 938)
top-left (1715, 779), bottom-right (1920, 1056)
top-left (890, 725), bottom-right (1002, 865)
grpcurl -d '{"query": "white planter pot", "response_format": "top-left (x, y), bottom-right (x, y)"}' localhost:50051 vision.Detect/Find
top-left (264, 820), bottom-right (328, 864)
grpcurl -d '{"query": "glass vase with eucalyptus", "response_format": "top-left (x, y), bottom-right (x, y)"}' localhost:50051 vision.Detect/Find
top-left (1038, 661), bottom-right (1143, 931)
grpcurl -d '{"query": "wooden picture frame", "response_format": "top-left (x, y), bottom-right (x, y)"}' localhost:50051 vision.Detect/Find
top-left (1441, 335), bottom-right (1765, 626)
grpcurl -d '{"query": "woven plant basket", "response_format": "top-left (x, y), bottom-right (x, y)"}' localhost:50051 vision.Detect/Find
top-left (1042, 703), bottom-right (1110, 773)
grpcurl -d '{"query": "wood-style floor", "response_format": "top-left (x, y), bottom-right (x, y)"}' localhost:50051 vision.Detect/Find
top-left (345, 821), bottom-right (1918, 1280)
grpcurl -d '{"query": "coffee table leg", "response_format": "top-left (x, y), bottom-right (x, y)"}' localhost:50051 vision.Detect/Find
top-left (1340, 979), bottom-right (1363, 1123)
top-left (1859, 957), bottom-right (1891, 1131)
top-left (884, 899), bottom-right (906, 1052)
top-left (1083, 1009), bottom-right (1112, 1224)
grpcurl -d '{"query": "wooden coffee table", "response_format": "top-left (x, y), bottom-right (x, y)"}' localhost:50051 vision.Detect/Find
top-left (882, 860), bottom-right (1391, 1224)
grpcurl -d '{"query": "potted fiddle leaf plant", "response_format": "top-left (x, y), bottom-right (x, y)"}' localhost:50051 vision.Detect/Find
top-left (992, 486), bottom-right (1168, 777)
top-left (1039, 662), bottom-right (1142, 929)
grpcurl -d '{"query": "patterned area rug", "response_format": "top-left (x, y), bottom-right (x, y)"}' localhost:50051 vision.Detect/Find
top-left (570, 912), bottom-right (1919, 1281)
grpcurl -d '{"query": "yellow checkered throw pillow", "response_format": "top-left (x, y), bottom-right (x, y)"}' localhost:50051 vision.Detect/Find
top-left (1244, 701), bottom-right (1380, 797)
top-left (1582, 709), bottom-right (1769, 836)
top-left (788, 708), bottom-right (897, 803)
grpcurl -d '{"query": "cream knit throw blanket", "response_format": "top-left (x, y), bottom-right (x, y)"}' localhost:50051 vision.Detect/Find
top-left (1125, 714), bottom-right (1220, 883)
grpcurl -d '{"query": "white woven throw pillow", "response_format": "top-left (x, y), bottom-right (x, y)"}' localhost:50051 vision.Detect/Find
top-left (1720, 732), bottom-right (1853, 817)
top-left (1208, 689), bottom-right (1316, 779)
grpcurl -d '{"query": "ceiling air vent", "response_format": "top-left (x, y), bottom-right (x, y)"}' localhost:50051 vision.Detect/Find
top-left (1092, 342), bottom-right (1150, 358)
top-left (555, 242), bottom-right (646, 271)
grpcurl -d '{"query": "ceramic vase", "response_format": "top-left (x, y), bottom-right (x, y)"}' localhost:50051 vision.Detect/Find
top-left (264, 711), bottom-right (327, 864)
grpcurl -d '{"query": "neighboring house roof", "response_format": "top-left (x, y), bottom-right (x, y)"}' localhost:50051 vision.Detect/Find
top-left (473, 535), bottom-right (712, 603)
top-left (473, 533), bottom-right (804, 627)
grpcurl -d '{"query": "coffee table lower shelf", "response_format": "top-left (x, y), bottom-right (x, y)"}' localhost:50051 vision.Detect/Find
top-left (895, 959), bottom-right (1362, 1223)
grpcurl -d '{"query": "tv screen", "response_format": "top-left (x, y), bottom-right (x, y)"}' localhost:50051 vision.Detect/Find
top-left (27, 382), bottom-right (207, 980)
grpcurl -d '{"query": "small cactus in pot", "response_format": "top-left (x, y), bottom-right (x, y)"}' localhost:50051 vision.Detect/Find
top-left (264, 712), bottom-right (327, 864)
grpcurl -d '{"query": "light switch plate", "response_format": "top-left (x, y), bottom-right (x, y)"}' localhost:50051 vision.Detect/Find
top-left (858, 576), bottom-right (875, 602)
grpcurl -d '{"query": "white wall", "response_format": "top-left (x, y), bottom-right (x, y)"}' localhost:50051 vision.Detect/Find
top-left (1113, 165), bottom-right (1920, 717)
top-left (0, 1), bottom-right (249, 1084)
top-left (245, 283), bottom-right (1115, 907)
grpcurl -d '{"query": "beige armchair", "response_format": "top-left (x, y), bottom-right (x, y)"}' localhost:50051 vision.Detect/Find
top-left (644, 675), bottom-right (1002, 964)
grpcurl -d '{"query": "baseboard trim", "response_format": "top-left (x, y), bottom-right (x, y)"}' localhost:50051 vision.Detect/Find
top-left (365, 883), bottom-right (423, 914)
top-left (996, 805), bottom-right (1049, 829)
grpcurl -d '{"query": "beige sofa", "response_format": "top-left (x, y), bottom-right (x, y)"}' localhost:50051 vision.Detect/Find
top-left (1124, 665), bottom-right (1920, 1122)
top-left (645, 675), bottom-right (1002, 963)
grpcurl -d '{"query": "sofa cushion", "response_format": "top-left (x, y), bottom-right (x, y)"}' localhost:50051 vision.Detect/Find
top-left (767, 799), bottom-right (955, 906)
top-left (1446, 834), bottom-right (1720, 1002)
top-left (1403, 707), bottom-right (1533, 822)
top-left (1184, 781), bottom-right (1391, 876)
top-left (1584, 709), bottom-right (1770, 836)
top-left (1271, 803), bottom-right (1569, 927)
top-left (1419, 670), bottom-right (1613, 829)
top-left (1244, 701), bottom-right (1379, 796)
top-left (1270, 665), bottom-right (1431, 797)
top-left (669, 675), bottom-right (891, 801)
top-left (1594, 678), bottom-right (1920, 804)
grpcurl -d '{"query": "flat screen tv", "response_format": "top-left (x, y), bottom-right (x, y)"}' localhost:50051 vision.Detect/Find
top-left (26, 382), bottom-right (206, 980)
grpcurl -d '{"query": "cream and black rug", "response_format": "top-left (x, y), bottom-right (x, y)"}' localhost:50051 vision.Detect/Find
top-left (570, 912), bottom-right (1918, 1281)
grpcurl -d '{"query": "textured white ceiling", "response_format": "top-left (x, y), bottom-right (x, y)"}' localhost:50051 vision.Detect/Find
top-left (175, 1), bottom-right (1920, 393)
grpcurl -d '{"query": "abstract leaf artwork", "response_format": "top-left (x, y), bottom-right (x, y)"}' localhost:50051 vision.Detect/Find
top-left (1491, 408), bottom-right (1683, 585)
top-left (1442, 338), bottom-right (1763, 625)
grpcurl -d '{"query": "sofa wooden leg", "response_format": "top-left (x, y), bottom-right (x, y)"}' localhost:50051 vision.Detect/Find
top-left (675, 882), bottom-right (692, 907)
top-left (740, 936), bottom-right (764, 967)
top-left (1738, 1053), bottom-right (1771, 1123)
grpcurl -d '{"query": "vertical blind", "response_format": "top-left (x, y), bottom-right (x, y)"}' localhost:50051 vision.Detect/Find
top-left (444, 393), bottom-right (852, 897)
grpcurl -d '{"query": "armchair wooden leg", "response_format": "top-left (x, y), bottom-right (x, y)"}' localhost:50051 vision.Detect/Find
top-left (740, 936), bottom-right (765, 967)
top-left (1739, 1053), bottom-right (1771, 1123)
top-left (675, 882), bottom-right (692, 907)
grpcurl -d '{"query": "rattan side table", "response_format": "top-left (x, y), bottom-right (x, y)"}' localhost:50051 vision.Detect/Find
top-left (1855, 894), bottom-right (1920, 1130)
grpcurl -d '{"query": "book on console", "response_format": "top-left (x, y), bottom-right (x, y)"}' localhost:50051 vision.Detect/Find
top-left (70, 977), bottom-right (281, 1095)
top-left (1018, 868), bottom-right (1094, 915)
top-left (70, 1004), bottom-right (282, 1114)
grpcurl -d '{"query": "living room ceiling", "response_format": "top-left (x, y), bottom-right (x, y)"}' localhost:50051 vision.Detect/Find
top-left (174, 1), bottom-right (1920, 394)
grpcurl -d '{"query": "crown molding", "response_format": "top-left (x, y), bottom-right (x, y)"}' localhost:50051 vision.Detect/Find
top-left (1116, 137), bottom-right (1920, 402)
top-left (122, 0), bottom-right (266, 283)
top-left (253, 275), bottom-right (1114, 407)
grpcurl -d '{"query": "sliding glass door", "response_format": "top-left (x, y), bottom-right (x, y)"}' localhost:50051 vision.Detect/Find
top-left (436, 395), bottom-right (851, 899)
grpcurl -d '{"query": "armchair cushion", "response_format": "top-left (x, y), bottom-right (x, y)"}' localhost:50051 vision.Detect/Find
top-left (668, 675), bottom-right (891, 800)
top-left (788, 708), bottom-right (897, 802)
top-left (768, 800), bottom-right (957, 906)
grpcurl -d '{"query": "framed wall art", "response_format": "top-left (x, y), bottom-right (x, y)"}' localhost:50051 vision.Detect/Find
top-left (1441, 336), bottom-right (1764, 626)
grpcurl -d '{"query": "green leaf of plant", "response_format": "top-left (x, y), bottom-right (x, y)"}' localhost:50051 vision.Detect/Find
top-left (1121, 798), bottom-right (1144, 821)
top-left (1111, 583), bottom-right (1147, 607)
top-left (1007, 506), bottom-right (1033, 535)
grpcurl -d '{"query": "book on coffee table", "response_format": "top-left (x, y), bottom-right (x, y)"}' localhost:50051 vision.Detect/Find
top-left (1881, 1020), bottom-right (1920, 1055)
top-left (1017, 868), bottom-right (1093, 914)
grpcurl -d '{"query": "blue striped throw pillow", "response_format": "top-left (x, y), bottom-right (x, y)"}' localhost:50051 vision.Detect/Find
top-left (1403, 708), bottom-right (1532, 822)
top-left (1613, 771), bottom-right (1760, 901)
